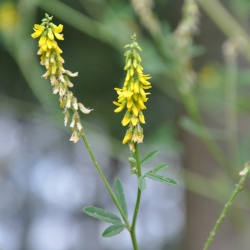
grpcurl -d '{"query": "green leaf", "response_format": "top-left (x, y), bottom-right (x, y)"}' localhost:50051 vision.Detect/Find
top-left (146, 163), bottom-right (169, 174)
top-left (145, 173), bottom-right (177, 186)
top-left (83, 206), bottom-right (121, 224)
top-left (114, 178), bottom-right (128, 218)
top-left (140, 150), bottom-right (159, 165)
top-left (138, 176), bottom-right (146, 190)
top-left (102, 223), bottom-right (126, 237)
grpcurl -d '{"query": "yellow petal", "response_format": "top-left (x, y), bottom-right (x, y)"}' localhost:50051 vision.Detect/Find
top-left (138, 74), bottom-right (146, 83)
top-left (55, 46), bottom-right (63, 53)
top-left (130, 68), bottom-right (134, 76)
top-left (47, 39), bottom-right (53, 49)
top-left (41, 43), bottom-right (48, 51)
top-left (132, 105), bottom-right (138, 116)
top-left (136, 68), bottom-right (142, 74)
top-left (139, 112), bottom-right (145, 123)
top-left (113, 101), bottom-right (121, 106)
top-left (54, 32), bottom-right (64, 40)
top-left (138, 97), bottom-right (146, 109)
top-left (114, 106), bottom-right (124, 113)
top-left (123, 91), bottom-right (133, 97)
top-left (134, 80), bottom-right (139, 93)
top-left (48, 29), bottom-right (54, 40)
top-left (39, 35), bottom-right (46, 46)
top-left (139, 87), bottom-right (146, 97)
top-left (130, 81), bottom-right (134, 91)
top-left (122, 130), bottom-right (132, 144)
top-left (121, 114), bottom-right (130, 126)
top-left (142, 85), bottom-right (152, 89)
top-left (127, 99), bottom-right (133, 109)
top-left (31, 24), bottom-right (44, 38)
top-left (131, 116), bottom-right (138, 126)
top-left (142, 81), bottom-right (151, 86)
top-left (133, 94), bottom-right (138, 101)
top-left (54, 24), bottom-right (63, 33)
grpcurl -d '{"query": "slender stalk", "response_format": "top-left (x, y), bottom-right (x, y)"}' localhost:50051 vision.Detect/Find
top-left (130, 143), bottom-right (142, 250)
top-left (203, 164), bottom-right (250, 250)
top-left (81, 131), bottom-right (130, 228)
top-left (224, 50), bottom-right (240, 170)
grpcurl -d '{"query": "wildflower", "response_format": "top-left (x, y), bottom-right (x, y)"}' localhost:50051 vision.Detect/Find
top-left (31, 13), bottom-right (92, 142)
top-left (113, 34), bottom-right (151, 152)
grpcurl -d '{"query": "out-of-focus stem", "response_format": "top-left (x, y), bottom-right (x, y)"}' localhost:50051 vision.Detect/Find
top-left (224, 47), bottom-right (240, 171)
top-left (203, 164), bottom-right (250, 250)
top-left (81, 132), bottom-right (130, 228)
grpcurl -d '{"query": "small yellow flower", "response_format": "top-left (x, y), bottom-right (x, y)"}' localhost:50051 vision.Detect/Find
top-left (52, 24), bottom-right (64, 40)
top-left (113, 34), bottom-right (152, 152)
top-left (31, 24), bottom-right (44, 38)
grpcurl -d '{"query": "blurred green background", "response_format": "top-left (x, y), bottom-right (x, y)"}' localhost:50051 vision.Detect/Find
top-left (1, 0), bottom-right (250, 249)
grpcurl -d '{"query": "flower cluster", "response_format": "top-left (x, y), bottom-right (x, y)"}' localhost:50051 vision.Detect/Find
top-left (31, 14), bottom-right (92, 143)
top-left (113, 34), bottom-right (152, 152)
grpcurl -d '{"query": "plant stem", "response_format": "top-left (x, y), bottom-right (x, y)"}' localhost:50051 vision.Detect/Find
top-left (130, 143), bottom-right (142, 250)
top-left (203, 164), bottom-right (250, 250)
top-left (81, 131), bottom-right (130, 228)
top-left (224, 50), bottom-right (240, 170)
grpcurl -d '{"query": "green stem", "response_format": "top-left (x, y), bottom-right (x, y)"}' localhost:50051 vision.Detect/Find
top-left (81, 132), bottom-right (130, 228)
top-left (224, 52), bottom-right (240, 170)
top-left (130, 143), bottom-right (142, 250)
top-left (203, 164), bottom-right (250, 250)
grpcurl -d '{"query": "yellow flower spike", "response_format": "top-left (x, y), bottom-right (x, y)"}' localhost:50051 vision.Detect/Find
top-left (32, 13), bottom-right (92, 143)
top-left (113, 34), bottom-right (151, 151)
